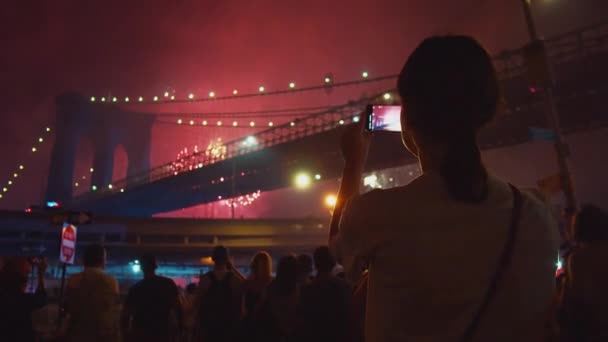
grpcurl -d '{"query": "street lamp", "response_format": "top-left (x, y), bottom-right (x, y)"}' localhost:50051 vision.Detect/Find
top-left (519, 0), bottom-right (577, 211)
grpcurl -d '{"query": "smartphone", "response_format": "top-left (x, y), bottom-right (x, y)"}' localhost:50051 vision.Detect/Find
top-left (365, 105), bottom-right (402, 132)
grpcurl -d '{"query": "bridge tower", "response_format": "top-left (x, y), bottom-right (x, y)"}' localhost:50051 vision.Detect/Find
top-left (45, 93), bottom-right (155, 204)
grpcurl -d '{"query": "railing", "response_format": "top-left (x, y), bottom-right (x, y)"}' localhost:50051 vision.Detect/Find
top-left (72, 20), bottom-right (608, 203)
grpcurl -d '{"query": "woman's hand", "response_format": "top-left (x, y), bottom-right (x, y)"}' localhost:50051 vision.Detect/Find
top-left (340, 121), bottom-right (371, 169)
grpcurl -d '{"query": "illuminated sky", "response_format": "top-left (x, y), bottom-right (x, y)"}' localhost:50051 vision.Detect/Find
top-left (1, 0), bottom-right (606, 212)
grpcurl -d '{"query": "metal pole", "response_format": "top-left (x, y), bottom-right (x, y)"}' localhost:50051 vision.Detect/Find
top-left (520, 0), bottom-right (578, 211)
top-left (57, 263), bottom-right (67, 328)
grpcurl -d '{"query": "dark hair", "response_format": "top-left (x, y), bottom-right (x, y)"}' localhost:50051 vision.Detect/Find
top-left (398, 36), bottom-right (499, 202)
top-left (573, 204), bottom-right (608, 243)
top-left (313, 246), bottom-right (336, 274)
top-left (140, 254), bottom-right (157, 273)
top-left (84, 244), bottom-right (105, 267)
top-left (275, 255), bottom-right (298, 295)
top-left (296, 254), bottom-right (313, 276)
top-left (212, 245), bottom-right (229, 265)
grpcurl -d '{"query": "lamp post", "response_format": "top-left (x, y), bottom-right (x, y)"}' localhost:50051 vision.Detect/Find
top-left (519, 0), bottom-right (577, 212)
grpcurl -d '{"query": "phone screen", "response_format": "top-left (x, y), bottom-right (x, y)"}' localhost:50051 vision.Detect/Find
top-left (365, 105), bottom-right (402, 132)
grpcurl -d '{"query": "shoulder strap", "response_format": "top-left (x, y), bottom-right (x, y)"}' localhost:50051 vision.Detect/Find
top-left (460, 184), bottom-right (523, 342)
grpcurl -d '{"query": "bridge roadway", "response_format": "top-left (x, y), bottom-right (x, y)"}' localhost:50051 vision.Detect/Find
top-left (69, 24), bottom-right (608, 216)
top-left (0, 210), bottom-right (327, 263)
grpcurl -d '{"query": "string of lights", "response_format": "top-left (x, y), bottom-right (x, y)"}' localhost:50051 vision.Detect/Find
top-left (155, 104), bottom-right (343, 118)
top-left (221, 190), bottom-right (261, 208)
top-left (1, 126), bottom-right (53, 201)
top-left (88, 73), bottom-right (396, 105)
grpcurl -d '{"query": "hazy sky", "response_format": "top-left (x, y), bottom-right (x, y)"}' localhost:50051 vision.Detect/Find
top-left (1, 0), bottom-right (606, 210)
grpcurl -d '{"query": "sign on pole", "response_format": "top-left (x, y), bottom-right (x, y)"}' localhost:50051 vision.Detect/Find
top-left (60, 223), bottom-right (77, 264)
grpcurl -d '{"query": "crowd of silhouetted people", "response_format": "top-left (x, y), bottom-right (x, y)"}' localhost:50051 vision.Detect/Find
top-left (2, 35), bottom-right (608, 342)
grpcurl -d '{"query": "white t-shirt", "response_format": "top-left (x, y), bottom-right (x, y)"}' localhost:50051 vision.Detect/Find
top-left (335, 172), bottom-right (559, 342)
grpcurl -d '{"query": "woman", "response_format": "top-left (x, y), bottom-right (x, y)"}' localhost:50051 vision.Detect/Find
top-left (255, 255), bottom-right (300, 342)
top-left (242, 252), bottom-right (273, 322)
top-left (329, 36), bottom-right (559, 341)
top-left (559, 204), bottom-right (608, 341)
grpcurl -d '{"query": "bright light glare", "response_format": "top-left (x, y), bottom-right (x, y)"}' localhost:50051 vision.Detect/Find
top-left (268, 122), bottom-right (274, 127)
top-left (202, 120), bottom-right (208, 126)
top-left (31, 147), bottom-right (37, 152)
top-left (289, 82), bottom-right (296, 88)
top-left (189, 120), bottom-right (195, 126)
top-left (217, 121), bottom-right (222, 126)
top-left (164, 91), bottom-right (169, 97)
top-left (353, 116), bottom-right (360, 123)
top-left (259, 86), bottom-right (265, 92)
top-left (233, 121), bottom-right (238, 127)
top-left (131, 264), bottom-right (141, 273)
top-left (38, 137), bottom-right (43, 142)
top-left (244, 136), bottom-right (257, 146)
top-left (209, 91), bottom-right (215, 98)
top-left (138, 96), bottom-right (143, 102)
top-left (124, 97), bottom-right (130, 102)
top-left (101, 97), bottom-right (106, 102)
top-left (92, 185), bottom-right (97, 191)
top-left (339, 120), bottom-right (345, 125)
top-left (112, 97), bottom-right (117, 102)
top-left (90, 168), bottom-right (94, 173)
top-left (324, 194), bottom-right (337, 208)
top-left (108, 184), bottom-right (113, 189)
top-left (153, 96), bottom-right (159, 102)
top-left (315, 174), bottom-right (321, 180)
top-left (46, 127), bottom-right (51, 132)
top-left (170, 95), bottom-right (175, 100)
top-left (19, 165), bottom-right (24, 170)
top-left (362, 71), bottom-right (369, 78)
top-left (294, 172), bottom-right (312, 189)
top-left (90, 97), bottom-right (96, 102)
top-left (188, 93), bottom-right (194, 99)
top-left (177, 119), bottom-right (183, 124)
top-left (383, 93), bottom-right (392, 100)
top-left (233, 89), bottom-right (238, 95)
top-left (364, 174), bottom-right (379, 188)
top-left (249, 121), bottom-right (255, 127)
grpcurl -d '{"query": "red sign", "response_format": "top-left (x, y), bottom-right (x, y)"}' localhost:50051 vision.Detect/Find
top-left (60, 223), bottom-right (77, 264)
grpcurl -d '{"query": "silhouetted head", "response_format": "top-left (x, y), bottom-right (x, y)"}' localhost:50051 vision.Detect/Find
top-left (275, 254), bottom-right (298, 295)
top-left (186, 283), bottom-right (197, 295)
top-left (398, 36), bottom-right (499, 202)
top-left (83, 244), bottom-right (106, 268)
top-left (573, 204), bottom-right (608, 243)
top-left (250, 251), bottom-right (273, 281)
top-left (0, 257), bottom-right (30, 292)
top-left (212, 245), bottom-right (229, 266)
top-left (296, 254), bottom-right (313, 280)
top-left (140, 254), bottom-right (158, 275)
top-left (313, 246), bottom-right (336, 274)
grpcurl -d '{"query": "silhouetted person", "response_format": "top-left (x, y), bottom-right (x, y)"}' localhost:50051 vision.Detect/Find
top-left (195, 246), bottom-right (243, 342)
top-left (65, 244), bottom-right (119, 342)
top-left (241, 251), bottom-right (273, 339)
top-left (121, 254), bottom-right (181, 342)
top-left (0, 257), bottom-right (47, 342)
top-left (329, 36), bottom-right (559, 341)
top-left (296, 254), bottom-right (313, 286)
top-left (299, 246), bottom-right (351, 342)
top-left (559, 204), bottom-right (608, 341)
top-left (256, 255), bottom-right (300, 342)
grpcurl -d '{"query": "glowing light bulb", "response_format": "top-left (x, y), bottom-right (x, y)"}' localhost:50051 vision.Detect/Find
top-left (324, 77), bottom-right (332, 83)
top-left (90, 168), bottom-right (95, 173)
top-left (112, 97), bottom-right (117, 102)
top-left (8, 181), bottom-right (12, 185)
top-left (189, 120), bottom-right (194, 126)
top-left (13, 173), bottom-right (18, 178)
top-left (18, 165), bottom-right (24, 170)
top-left (124, 97), bottom-right (130, 102)
top-left (324, 194), bottom-right (337, 208)
top-left (259, 86), bottom-right (265, 92)
top-left (74, 182), bottom-right (79, 187)
top-left (294, 172), bottom-right (312, 189)
top-left (120, 188), bottom-right (124, 193)
top-left (383, 93), bottom-right (391, 100)
top-left (38, 137), bottom-right (43, 142)
top-left (177, 119), bottom-right (183, 125)
top-left (90, 97), bottom-right (96, 102)
top-left (108, 184), bottom-right (113, 189)
top-left (170, 95), bottom-right (175, 100)
top-left (153, 96), bottom-right (159, 102)
top-left (233, 89), bottom-right (238, 95)
top-left (232, 121), bottom-right (238, 127)
top-left (138, 96), bottom-right (143, 102)
top-left (188, 93), bottom-right (194, 99)
top-left (339, 120), bottom-right (345, 125)
top-left (315, 174), bottom-right (321, 180)
top-left (290, 122), bottom-right (295, 126)
top-left (101, 97), bottom-right (106, 102)
top-left (92, 185), bottom-right (97, 191)
top-left (250, 121), bottom-right (255, 127)
top-left (202, 120), bottom-right (208, 126)
top-left (353, 116), bottom-right (360, 123)
top-left (46, 127), bottom-right (51, 132)
top-left (209, 91), bottom-right (215, 98)
top-left (268, 122), bottom-right (274, 127)
top-left (217, 121), bottom-right (222, 126)
top-left (31, 147), bottom-right (37, 152)
top-left (164, 91), bottom-right (169, 97)
top-left (289, 82), bottom-right (296, 89)
top-left (362, 71), bottom-right (369, 78)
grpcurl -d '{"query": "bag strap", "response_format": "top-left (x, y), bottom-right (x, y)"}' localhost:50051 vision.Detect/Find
top-left (460, 184), bottom-right (523, 342)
